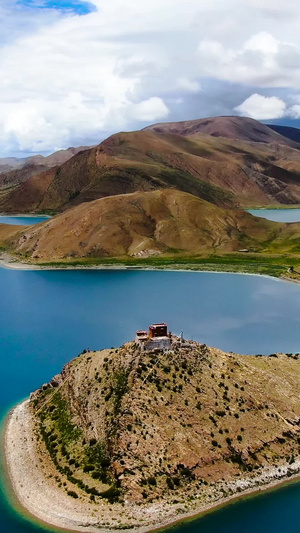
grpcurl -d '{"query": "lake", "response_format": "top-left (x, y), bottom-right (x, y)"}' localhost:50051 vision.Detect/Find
top-left (248, 208), bottom-right (300, 223)
top-left (1, 267), bottom-right (300, 532)
top-left (0, 216), bottom-right (50, 226)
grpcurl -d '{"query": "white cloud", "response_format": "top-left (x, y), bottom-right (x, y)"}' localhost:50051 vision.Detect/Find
top-left (3, 1), bottom-right (300, 155)
top-left (244, 32), bottom-right (279, 54)
top-left (197, 32), bottom-right (300, 88)
top-left (130, 97), bottom-right (169, 122)
top-left (177, 78), bottom-right (201, 93)
top-left (234, 93), bottom-right (287, 120)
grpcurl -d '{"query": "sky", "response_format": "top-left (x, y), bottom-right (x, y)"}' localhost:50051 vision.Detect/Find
top-left (2, 0), bottom-right (300, 157)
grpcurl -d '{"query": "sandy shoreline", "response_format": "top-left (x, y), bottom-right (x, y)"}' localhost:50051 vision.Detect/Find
top-left (3, 400), bottom-right (300, 533)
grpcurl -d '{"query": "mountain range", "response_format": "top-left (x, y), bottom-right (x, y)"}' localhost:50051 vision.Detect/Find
top-left (2, 116), bottom-right (300, 216)
top-left (2, 116), bottom-right (300, 265)
top-left (0, 146), bottom-right (90, 193)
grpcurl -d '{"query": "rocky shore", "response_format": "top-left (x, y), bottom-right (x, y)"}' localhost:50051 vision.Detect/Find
top-left (4, 401), bottom-right (300, 533)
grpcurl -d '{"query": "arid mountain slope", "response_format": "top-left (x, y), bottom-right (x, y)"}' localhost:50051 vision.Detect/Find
top-left (9, 339), bottom-right (299, 533)
top-left (269, 124), bottom-right (300, 144)
top-left (144, 116), bottom-right (300, 148)
top-left (2, 189), bottom-right (300, 262)
top-left (4, 122), bottom-right (300, 214)
top-left (0, 146), bottom-right (90, 191)
top-left (0, 157), bottom-right (27, 174)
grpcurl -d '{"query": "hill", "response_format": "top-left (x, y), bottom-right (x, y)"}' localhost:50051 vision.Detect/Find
top-left (2, 189), bottom-right (300, 263)
top-left (0, 146), bottom-right (90, 192)
top-left (4, 120), bottom-right (300, 214)
top-left (269, 124), bottom-right (300, 144)
top-left (5, 339), bottom-right (300, 532)
top-left (144, 116), bottom-right (300, 147)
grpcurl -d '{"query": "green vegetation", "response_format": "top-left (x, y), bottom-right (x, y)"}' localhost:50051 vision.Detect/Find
top-left (31, 252), bottom-right (300, 280)
top-left (37, 389), bottom-right (120, 502)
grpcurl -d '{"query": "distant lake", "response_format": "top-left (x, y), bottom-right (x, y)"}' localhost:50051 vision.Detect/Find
top-left (248, 208), bottom-right (300, 223)
top-left (0, 215), bottom-right (50, 225)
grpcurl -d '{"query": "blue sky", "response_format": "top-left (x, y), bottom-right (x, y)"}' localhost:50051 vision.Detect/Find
top-left (2, 0), bottom-right (300, 157)
top-left (17, 0), bottom-right (96, 15)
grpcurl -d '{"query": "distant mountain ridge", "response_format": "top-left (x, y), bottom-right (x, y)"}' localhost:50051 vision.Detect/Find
top-left (268, 124), bottom-right (300, 144)
top-left (0, 146), bottom-right (91, 191)
top-left (144, 116), bottom-right (300, 148)
top-left (2, 116), bottom-right (300, 215)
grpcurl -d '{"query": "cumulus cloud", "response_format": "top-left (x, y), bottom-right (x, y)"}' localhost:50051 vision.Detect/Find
top-left (234, 93), bottom-right (287, 120)
top-left (3, 0), bottom-right (300, 155)
top-left (197, 32), bottom-right (300, 87)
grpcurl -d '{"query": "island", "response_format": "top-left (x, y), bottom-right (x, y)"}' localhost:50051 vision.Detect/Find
top-left (4, 323), bottom-right (300, 533)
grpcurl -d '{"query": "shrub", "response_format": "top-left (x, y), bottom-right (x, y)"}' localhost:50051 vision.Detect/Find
top-left (83, 465), bottom-right (95, 473)
top-left (166, 477), bottom-right (174, 490)
top-left (67, 490), bottom-right (78, 498)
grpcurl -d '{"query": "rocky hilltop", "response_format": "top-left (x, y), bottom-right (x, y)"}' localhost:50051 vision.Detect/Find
top-left (5, 337), bottom-right (300, 533)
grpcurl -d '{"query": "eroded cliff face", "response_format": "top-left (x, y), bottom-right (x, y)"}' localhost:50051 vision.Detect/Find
top-left (30, 339), bottom-right (300, 506)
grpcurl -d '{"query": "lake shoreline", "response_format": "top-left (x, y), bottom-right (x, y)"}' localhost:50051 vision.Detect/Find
top-left (1, 252), bottom-right (299, 286)
top-left (3, 400), bottom-right (300, 533)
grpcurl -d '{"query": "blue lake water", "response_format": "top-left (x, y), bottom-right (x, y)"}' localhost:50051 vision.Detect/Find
top-left (0, 264), bottom-right (300, 532)
top-left (0, 216), bottom-right (50, 226)
top-left (248, 208), bottom-right (300, 223)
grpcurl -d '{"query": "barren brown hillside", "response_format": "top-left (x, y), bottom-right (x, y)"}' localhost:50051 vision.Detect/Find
top-left (4, 123), bottom-right (300, 215)
top-left (0, 146), bottom-right (90, 192)
top-left (144, 116), bottom-right (300, 147)
top-left (3, 189), bottom-right (300, 262)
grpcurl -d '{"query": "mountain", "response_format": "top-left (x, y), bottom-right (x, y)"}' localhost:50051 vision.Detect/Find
top-left (3, 117), bottom-right (300, 215)
top-left (269, 124), bottom-right (300, 144)
top-left (2, 189), bottom-right (300, 263)
top-left (5, 339), bottom-right (300, 532)
top-left (0, 157), bottom-right (27, 174)
top-left (144, 116), bottom-right (300, 148)
top-left (4, 125), bottom-right (300, 214)
top-left (0, 146), bottom-right (90, 191)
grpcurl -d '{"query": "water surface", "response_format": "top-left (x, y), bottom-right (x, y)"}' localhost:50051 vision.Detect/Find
top-left (1, 266), bottom-right (300, 532)
top-left (248, 208), bottom-right (300, 223)
top-left (0, 216), bottom-right (50, 226)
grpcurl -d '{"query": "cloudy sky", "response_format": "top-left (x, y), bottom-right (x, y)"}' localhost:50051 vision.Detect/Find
top-left (2, 0), bottom-right (300, 157)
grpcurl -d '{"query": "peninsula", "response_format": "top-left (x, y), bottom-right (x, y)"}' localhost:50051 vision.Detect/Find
top-left (4, 326), bottom-right (300, 533)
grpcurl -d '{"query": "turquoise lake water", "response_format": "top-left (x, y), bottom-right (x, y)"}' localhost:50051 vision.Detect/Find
top-left (1, 267), bottom-right (300, 532)
top-left (248, 208), bottom-right (300, 223)
top-left (0, 216), bottom-right (50, 226)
